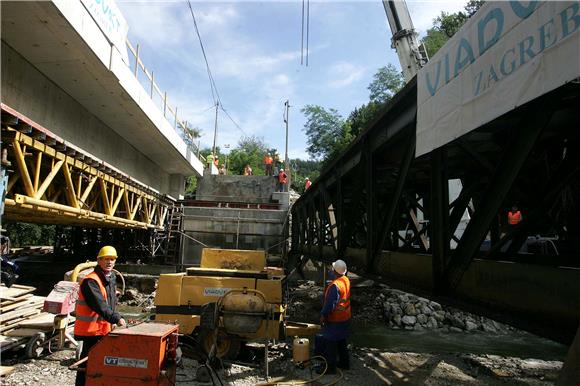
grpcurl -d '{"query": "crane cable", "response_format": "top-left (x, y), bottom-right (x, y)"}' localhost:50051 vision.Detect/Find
top-left (300, 0), bottom-right (310, 66)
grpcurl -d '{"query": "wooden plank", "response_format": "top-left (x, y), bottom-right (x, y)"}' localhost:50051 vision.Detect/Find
top-left (4, 328), bottom-right (44, 337)
top-left (0, 307), bottom-right (41, 324)
top-left (0, 293), bottom-right (32, 307)
top-left (0, 284), bottom-right (36, 300)
top-left (17, 313), bottom-right (56, 329)
top-left (0, 366), bottom-right (15, 376)
top-left (0, 295), bottom-right (44, 313)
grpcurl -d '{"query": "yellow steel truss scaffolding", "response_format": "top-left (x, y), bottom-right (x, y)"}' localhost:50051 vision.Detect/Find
top-left (1, 114), bottom-right (172, 230)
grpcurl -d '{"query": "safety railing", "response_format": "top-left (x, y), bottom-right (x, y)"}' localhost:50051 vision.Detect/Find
top-left (125, 39), bottom-right (200, 156)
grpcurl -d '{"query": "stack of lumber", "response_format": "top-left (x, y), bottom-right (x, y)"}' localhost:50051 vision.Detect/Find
top-left (11, 246), bottom-right (53, 256)
top-left (0, 284), bottom-right (49, 353)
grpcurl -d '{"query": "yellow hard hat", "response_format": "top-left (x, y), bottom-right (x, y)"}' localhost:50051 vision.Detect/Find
top-left (97, 246), bottom-right (118, 259)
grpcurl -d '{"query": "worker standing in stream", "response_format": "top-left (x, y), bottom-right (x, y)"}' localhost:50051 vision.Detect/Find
top-left (318, 259), bottom-right (351, 374)
top-left (74, 246), bottom-right (126, 386)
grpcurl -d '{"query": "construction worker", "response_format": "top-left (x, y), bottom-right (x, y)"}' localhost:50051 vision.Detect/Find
top-left (508, 205), bottom-right (522, 226)
top-left (278, 168), bottom-right (287, 192)
top-left (74, 246), bottom-right (125, 386)
top-left (304, 177), bottom-right (312, 190)
top-left (318, 259), bottom-right (351, 374)
top-left (264, 153), bottom-right (273, 176)
top-left (206, 153), bottom-right (214, 169)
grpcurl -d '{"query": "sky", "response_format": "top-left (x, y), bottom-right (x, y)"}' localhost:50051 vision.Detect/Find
top-left (116, 0), bottom-right (466, 160)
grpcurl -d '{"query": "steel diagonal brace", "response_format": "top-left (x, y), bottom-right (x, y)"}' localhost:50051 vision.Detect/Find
top-left (371, 133), bottom-right (415, 270)
top-left (445, 99), bottom-right (556, 290)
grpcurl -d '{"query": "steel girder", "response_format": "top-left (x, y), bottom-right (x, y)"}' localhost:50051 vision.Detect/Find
top-left (290, 79), bottom-right (580, 289)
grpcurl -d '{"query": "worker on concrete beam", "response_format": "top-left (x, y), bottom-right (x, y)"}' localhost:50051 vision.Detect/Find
top-left (278, 168), bottom-right (287, 192)
top-left (74, 246), bottom-right (126, 386)
top-left (264, 153), bottom-right (273, 176)
top-left (318, 259), bottom-right (351, 374)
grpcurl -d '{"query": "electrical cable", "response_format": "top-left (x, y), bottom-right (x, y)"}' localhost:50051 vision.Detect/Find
top-left (220, 105), bottom-right (248, 137)
top-left (178, 334), bottom-right (225, 385)
top-left (255, 355), bottom-right (343, 385)
top-left (186, 0), bottom-right (220, 106)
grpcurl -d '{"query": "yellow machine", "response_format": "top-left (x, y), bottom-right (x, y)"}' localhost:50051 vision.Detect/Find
top-left (155, 248), bottom-right (311, 358)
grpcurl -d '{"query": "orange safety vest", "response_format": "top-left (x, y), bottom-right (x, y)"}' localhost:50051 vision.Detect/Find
top-left (264, 156), bottom-right (273, 165)
top-left (325, 275), bottom-right (351, 322)
top-left (305, 180), bottom-right (312, 190)
top-left (278, 172), bottom-right (287, 184)
top-left (74, 272), bottom-right (112, 336)
top-left (508, 210), bottom-right (521, 225)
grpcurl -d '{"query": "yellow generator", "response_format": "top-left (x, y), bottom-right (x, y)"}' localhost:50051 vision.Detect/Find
top-left (154, 248), bottom-right (290, 358)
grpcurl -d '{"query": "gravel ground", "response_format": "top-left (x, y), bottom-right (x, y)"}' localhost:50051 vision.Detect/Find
top-left (1, 342), bottom-right (563, 385)
top-left (1, 280), bottom-right (566, 385)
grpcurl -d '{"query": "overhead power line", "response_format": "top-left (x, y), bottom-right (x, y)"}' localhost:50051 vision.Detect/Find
top-left (186, 0), bottom-right (221, 106)
top-left (185, 0), bottom-right (249, 141)
top-left (220, 106), bottom-right (247, 137)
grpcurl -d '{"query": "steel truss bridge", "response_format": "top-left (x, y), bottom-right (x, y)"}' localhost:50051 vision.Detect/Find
top-left (290, 78), bottom-right (580, 343)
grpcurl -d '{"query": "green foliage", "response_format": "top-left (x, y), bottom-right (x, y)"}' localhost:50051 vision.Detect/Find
top-left (290, 158), bottom-right (321, 192)
top-left (421, 1), bottom-right (485, 57)
top-left (421, 27), bottom-right (450, 58)
top-left (346, 101), bottom-right (384, 139)
top-left (301, 105), bottom-right (349, 161)
top-left (182, 125), bottom-right (202, 148)
top-left (301, 65), bottom-right (403, 165)
top-left (465, 0), bottom-right (486, 16)
top-left (4, 222), bottom-right (55, 247)
top-left (367, 64), bottom-right (404, 104)
top-left (185, 175), bottom-right (197, 197)
top-left (228, 136), bottom-right (269, 176)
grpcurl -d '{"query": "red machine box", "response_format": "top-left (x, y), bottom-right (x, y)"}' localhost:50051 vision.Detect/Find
top-left (43, 281), bottom-right (79, 315)
top-left (86, 322), bottom-right (179, 386)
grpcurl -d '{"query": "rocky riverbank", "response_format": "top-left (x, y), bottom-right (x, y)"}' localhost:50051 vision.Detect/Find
top-left (288, 278), bottom-right (514, 334)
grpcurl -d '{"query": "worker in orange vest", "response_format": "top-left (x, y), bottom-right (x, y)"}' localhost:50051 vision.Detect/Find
top-left (304, 177), bottom-right (312, 191)
top-left (74, 246), bottom-right (125, 386)
top-left (277, 168), bottom-right (287, 192)
top-left (263, 153), bottom-right (273, 176)
top-left (318, 259), bottom-right (351, 374)
top-left (508, 205), bottom-right (522, 225)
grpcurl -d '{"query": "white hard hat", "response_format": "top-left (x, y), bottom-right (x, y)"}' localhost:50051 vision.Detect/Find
top-left (280, 168), bottom-right (284, 172)
top-left (332, 259), bottom-right (347, 275)
top-left (305, 177), bottom-right (310, 180)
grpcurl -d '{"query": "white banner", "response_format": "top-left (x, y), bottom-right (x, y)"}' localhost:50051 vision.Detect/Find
top-left (80, 0), bottom-right (129, 62)
top-left (417, 1), bottom-right (580, 157)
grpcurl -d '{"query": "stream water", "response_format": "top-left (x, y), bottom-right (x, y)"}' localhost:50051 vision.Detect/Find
top-left (350, 325), bottom-right (568, 360)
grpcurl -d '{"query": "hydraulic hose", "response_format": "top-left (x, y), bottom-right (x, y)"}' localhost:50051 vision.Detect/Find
top-left (256, 355), bottom-right (344, 386)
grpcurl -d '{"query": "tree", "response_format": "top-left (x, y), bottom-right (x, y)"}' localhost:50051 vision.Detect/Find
top-left (421, 1), bottom-right (485, 57)
top-left (346, 101), bottom-right (384, 139)
top-left (228, 135), bottom-right (269, 175)
top-left (368, 64), bottom-right (404, 104)
top-left (465, 0), bottom-right (486, 17)
top-left (5, 222), bottom-right (55, 247)
top-left (301, 105), bottom-right (349, 161)
top-left (290, 158), bottom-right (321, 192)
top-left (182, 125), bottom-right (202, 149)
